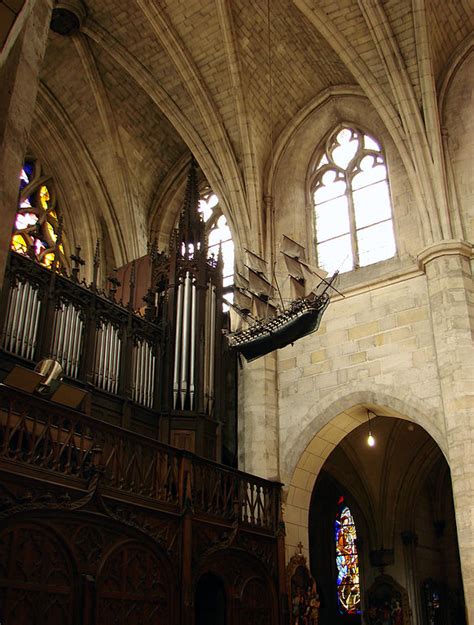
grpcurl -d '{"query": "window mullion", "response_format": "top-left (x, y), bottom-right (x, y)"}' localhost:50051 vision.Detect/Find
top-left (347, 173), bottom-right (359, 269)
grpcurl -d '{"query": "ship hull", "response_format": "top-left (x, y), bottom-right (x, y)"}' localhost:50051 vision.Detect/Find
top-left (227, 296), bottom-right (329, 362)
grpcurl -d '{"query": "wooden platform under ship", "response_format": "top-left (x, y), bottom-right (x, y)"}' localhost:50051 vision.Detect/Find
top-left (226, 235), bottom-right (340, 362)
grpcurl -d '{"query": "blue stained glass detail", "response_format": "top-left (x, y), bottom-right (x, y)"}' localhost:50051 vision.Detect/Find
top-left (335, 500), bottom-right (361, 615)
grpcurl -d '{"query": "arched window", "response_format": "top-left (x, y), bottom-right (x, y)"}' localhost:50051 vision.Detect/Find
top-left (11, 158), bottom-right (67, 269)
top-left (335, 496), bottom-right (361, 615)
top-left (198, 190), bottom-right (234, 304)
top-left (312, 126), bottom-right (396, 274)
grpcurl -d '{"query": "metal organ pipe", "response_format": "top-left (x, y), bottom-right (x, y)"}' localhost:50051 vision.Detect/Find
top-left (110, 326), bottom-right (117, 393)
top-left (102, 324), bottom-right (110, 391)
top-left (209, 285), bottom-right (216, 413)
top-left (173, 281), bottom-right (183, 409)
top-left (189, 281), bottom-right (196, 410)
top-left (7, 282), bottom-right (21, 353)
top-left (94, 325), bottom-right (104, 388)
top-left (180, 272), bottom-right (191, 409)
top-left (14, 281), bottom-right (27, 355)
top-left (61, 304), bottom-right (73, 373)
top-left (149, 348), bottom-right (156, 409)
top-left (19, 281), bottom-right (33, 357)
top-left (105, 325), bottom-right (112, 392)
top-left (24, 286), bottom-right (37, 359)
top-left (144, 341), bottom-right (151, 407)
top-left (10, 281), bottom-right (22, 354)
top-left (28, 293), bottom-right (41, 361)
top-left (71, 311), bottom-right (84, 379)
top-left (2, 283), bottom-right (17, 351)
top-left (139, 339), bottom-right (146, 405)
top-left (203, 282), bottom-right (211, 410)
top-left (110, 327), bottom-right (118, 393)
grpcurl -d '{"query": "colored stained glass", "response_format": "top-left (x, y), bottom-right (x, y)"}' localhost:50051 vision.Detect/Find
top-left (335, 500), bottom-right (361, 614)
top-left (11, 159), bottom-right (66, 270)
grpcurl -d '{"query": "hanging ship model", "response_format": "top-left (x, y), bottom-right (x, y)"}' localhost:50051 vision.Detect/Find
top-left (226, 235), bottom-right (341, 362)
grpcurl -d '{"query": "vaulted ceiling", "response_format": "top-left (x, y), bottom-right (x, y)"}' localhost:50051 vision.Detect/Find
top-left (30, 0), bottom-right (473, 266)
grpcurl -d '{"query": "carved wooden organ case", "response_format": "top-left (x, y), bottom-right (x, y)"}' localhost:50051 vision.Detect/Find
top-left (153, 161), bottom-right (227, 462)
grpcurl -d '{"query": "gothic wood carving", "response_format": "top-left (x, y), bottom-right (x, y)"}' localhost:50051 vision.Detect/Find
top-left (96, 541), bottom-right (172, 624)
top-left (364, 574), bottom-right (411, 625)
top-left (287, 545), bottom-right (320, 625)
top-left (240, 577), bottom-right (274, 625)
top-left (0, 523), bottom-right (75, 625)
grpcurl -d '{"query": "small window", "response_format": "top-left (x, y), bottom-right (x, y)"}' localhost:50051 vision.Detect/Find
top-left (335, 497), bottom-right (361, 615)
top-left (198, 191), bottom-right (234, 306)
top-left (12, 158), bottom-right (67, 270)
top-left (312, 126), bottom-right (396, 274)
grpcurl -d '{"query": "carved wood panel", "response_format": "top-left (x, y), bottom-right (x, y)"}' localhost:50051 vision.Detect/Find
top-left (96, 541), bottom-right (171, 625)
top-left (0, 524), bottom-right (74, 625)
top-left (240, 577), bottom-right (274, 625)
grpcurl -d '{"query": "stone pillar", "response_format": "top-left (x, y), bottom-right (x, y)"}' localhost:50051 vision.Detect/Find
top-left (418, 240), bottom-right (474, 624)
top-left (401, 531), bottom-right (420, 625)
top-left (0, 0), bottom-right (53, 290)
top-left (238, 352), bottom-right (280, 480)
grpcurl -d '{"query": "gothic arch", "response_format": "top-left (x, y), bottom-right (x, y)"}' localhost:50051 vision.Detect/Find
top-left (267, 92), bottom-right (419, 271)
top-left (0, 520), bottom-right (77, 625)
top-left (193, 547), bottom-right (278, 625)
top-left (95, 538), bottom-right (174, 625)
top-left (282, 389), bottom-right (447, 562)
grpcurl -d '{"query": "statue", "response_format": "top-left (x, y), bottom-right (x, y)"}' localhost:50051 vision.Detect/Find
top-left (287, 543), bottom-right (320, 625)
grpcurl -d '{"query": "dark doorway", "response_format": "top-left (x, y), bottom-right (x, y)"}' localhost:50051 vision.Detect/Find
top-left (195, 572), bottom-right (226, 625)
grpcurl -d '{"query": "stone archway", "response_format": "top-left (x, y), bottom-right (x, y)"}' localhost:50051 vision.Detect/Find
top-left (282, 393), bottom-right (447, 563)
top-left (283, 399), bottom-right (467, 625)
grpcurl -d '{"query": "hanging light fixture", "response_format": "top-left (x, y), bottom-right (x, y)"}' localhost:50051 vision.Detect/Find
top-left (367, 410), bottom-right (375, 447)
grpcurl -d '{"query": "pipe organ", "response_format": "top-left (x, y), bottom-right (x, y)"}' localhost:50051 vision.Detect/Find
top-left (50, 301), bottom-right (84, 378)
top-left (131, 337), bottom-right (156, 410)
top-left (93, 321), bottom-right (122, 395)
top-left (1, 278), bottom-right (41, 360)
top-left (0, 159), bottom-right (236, 465)
top-left (151, 159), bottom-right (228, 461)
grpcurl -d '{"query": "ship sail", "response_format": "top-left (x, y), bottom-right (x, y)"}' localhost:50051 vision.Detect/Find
top-left (226, 236), bottom-right (338, 361)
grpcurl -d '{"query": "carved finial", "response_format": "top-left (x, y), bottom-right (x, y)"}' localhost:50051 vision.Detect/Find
top-left (143, 288), bottom-right (156, 321)
top-left (91, 239), bottom-right (100, 289)
top-left (128, 260), bottom-right (136, 310)
top-left (148, 237), bottom-right (159, 263)
top-left (70, 245), bottom-right (85, 282)
top-left (107, 268), bottom-right (121, 299)
top-left (176, 156), bottom-right (204, 259)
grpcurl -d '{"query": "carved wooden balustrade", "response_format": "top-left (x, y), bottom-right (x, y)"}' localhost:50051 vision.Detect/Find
top-left (0, 384), bottom-right (281, 531)
top-left (0, 252), bottom-right (160, 412)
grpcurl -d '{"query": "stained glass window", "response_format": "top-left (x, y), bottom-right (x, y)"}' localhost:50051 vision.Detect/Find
top-left (312, 126), bottom-right (396, 274)
top-left (11, 158), bottom-right (67, 270)
top-left (198, 191), bottom-right (234, 306)
top-left (335, 497), bottom-right (361, 614)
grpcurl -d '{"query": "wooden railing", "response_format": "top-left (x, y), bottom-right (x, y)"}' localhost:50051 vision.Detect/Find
top-left (0, 252), bottom-right (160, 410)
top-left (0, 384), bottom-right (281, 532)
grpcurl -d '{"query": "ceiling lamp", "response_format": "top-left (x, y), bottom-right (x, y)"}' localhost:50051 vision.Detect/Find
top-left (367, 410), bottom-right (376, 447)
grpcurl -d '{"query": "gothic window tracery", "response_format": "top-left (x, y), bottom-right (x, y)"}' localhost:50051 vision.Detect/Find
top-left (198, 190), bottom-right (234, 303)
top-left (335, 497), bottom-right (361, 615)
top-left (11, 158), bottom-right (67, 269)
top-left (311, 126), bottom-right (396, 274)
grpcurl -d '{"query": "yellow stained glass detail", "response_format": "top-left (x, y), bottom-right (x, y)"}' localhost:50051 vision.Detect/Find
top-left (40, 185), bottom-right (50, 209)
top-left (46, 221), bottom-right (57, 243)
top-left (11, 234), bottom-right (28, 254)
top-left (43, 252), bottom-right (55, 267)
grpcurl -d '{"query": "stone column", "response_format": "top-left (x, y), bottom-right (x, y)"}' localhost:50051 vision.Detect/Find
top-left (401, 530), bottom-right (420, 625)
top-left (0, 0), bottom-right (53, 290)
top-left (418, 240), bottom-right (474, 624)
top-left (238, 351), bottom-right (280, 480)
